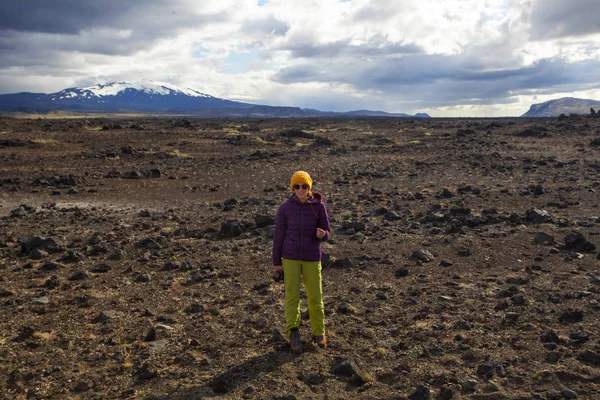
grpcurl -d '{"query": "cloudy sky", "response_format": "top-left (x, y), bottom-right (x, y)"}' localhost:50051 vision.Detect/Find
top-left (0, 0), bottom-right (599, 117)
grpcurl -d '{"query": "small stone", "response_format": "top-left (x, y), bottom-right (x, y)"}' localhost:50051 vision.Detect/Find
top-left (461, 379), bottom-right (478, 393)
top-left (408, 383), bottom-right (431, 400)
top-left (33, 296), bottom-right (50, 305)
top-left (68, 271), bottom-right (88, 281)
top-left (73, 379), bottom-right (92, 392)
top-left (384, 211), bottom-right (403, 221)
top-left (559, 310), bottom-right (583, 323)
top-left (411, 250), bottom-right (434, 263)
top-left (526, 208), bottom-right (552, 223)
top-left (254, 317), bottom-right (268, 330)
top-left (134, 273), bottom-right (152, 283)
top-left (561, 389), bottom-right (578, 399)
top-left (395, 268), bottom-right (409, 278)
top-left (533, 232), bottom-right (556, 246)
top-left (457, 247), bottom-right (471, 257)
top-left (337, 302), bottom-right (357, 314)
top-left (134, 362), bottom-right (157, 380)
top-left (93, 310), bottom-right (121, 323)
top-left (569, 331), bottom-right (590, 344)
top-left (331, 257), bottom-right (354, 268)
top-left (106, 250), bottom-right (125, 261)
top-left (476, 364), bottom-right (494, 379)
top-left (30, 248), bottom-right (49, 260)
top-left (540, 330), bottom-right (561, 343)
top-left (546, 351), bottom-right (560, 363)
top-left (483, 380), bottom-right (501, 393)
top-left (578, 350), bottom-right (600, 365)
top-left (504, 312), bottom-right (520, 322)
top-left (90, 264), bottom-right (110, 273)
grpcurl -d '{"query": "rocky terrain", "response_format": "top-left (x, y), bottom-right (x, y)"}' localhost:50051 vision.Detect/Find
top-left (1, 115), bottom-right (599, 400)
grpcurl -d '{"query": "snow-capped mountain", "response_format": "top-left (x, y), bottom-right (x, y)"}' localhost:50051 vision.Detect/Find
top-left (52, 80), bottom-right (214, 100)
top-left (0, 80), bottom-right (430, 117)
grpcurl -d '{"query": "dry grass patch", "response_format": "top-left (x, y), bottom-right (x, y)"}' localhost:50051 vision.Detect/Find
top-left (31, 138), bottom-right (59, 145)
top-left (168, 149), bottom-right (190, 158)
top-left (33, 331), bottom-right (54, 341)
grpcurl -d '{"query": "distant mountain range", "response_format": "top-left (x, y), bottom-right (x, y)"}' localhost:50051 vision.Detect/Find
top-left (0, 80), bottom-right (430, 118)
top-left (521, 97), bottom-right (600, 117)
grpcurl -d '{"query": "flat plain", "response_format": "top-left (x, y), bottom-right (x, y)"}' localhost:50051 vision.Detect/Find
top-left (1, 116), bottom-right (599, 399)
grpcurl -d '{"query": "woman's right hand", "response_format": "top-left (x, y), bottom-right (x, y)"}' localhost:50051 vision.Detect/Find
top-left (273, 265), bottom-right (284, 282)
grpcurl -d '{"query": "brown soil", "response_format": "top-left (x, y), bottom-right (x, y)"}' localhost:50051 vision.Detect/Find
top-left (1, 116), bottom-right (599, 400)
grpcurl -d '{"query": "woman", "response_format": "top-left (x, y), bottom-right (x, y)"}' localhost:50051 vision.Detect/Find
top-left (272, 170), bottom-right (331, 354)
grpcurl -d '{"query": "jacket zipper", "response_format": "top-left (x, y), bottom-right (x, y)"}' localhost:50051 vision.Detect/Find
top-left (300, 203), bottom-right (304, 260)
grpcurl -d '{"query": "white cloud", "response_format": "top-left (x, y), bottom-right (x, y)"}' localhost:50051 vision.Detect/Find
top-left (0, 0), bottom-right (599, 116)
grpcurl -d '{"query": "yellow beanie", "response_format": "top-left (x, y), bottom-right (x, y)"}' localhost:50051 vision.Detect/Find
top-left (290, 170), bottom-right (312, 190)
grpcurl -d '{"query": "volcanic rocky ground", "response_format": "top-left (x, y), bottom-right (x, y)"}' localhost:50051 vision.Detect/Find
top-left (1, 116), bottom-right (600, 400)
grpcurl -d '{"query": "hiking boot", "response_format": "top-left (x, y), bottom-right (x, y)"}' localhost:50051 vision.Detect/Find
top-left (289, 328), bottom-right (302, 354)
top-left (312, 335), bottom-right (327, 348)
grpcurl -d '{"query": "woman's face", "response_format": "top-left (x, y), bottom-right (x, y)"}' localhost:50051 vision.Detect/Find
top-left (293, 183), bottom-right (309, 202)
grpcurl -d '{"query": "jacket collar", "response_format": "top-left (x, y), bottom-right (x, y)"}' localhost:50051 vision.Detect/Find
top-left (288, 192), bottom-right (322, 204)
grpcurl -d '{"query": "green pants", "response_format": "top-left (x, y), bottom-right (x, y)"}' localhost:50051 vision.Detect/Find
top-left (282, 258), bottom-right (325, 338)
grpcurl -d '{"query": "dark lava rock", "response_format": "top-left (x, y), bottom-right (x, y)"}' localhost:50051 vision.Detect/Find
top-left (533, 232), bottom-right (556, 246)
top-left (337, 302), bottom-right (357, 314)
top-left (450, 206), bottom-right (471, 216)
top-left (331, 358), bottom-right (370, 386)
top-left (68, 271), bottom-right (88, 281)
top-left (19, 236), bottom-right (63, 255)
top-left (410, 250), bottom-right (434, 263)
top-left (457, 247), bottom-right (471, 257)
top-left (39, 261), bottom-right (64, 271)
top-left (73, 379), bottom-right (93, 393)
top-left (384, 211), bottom-right (403, 221)
top-left (43, 276), bottom-right (60, 289)
top-left (29, 248), bottom-right (48, 260)
top-left (13, 326), bottom-right (34, 342)
top-left (569, 331), bottom-right (589, 344)
top-left (134, 273), bottom-right (152, 283)
top-left (58, 250), bottom-right (86, 263)
top-left (370, 207), bottom-right (388, 216)
top-left (440, 188), bottom-right (454, 198)
top-left (564, 232), bottom-right (597, 252)
top-left (578, 350), bottom-right (600, 365)
top-left (331, 257), bottom-right (353, 268)
top-left (525, 209), bottom-right (552, 223)
top-left (106, 250), bottom-right (125, 261)
top-left (540, 330), bottom-right (561, 343)
top-left (134, 362), bottom-right (157, 380)
top-left (559, 310), bottom-right (583, 323)
top-left (395, 268), bottom-right (410, 278)
top-left (123, 170), bottom-right (144, 179)
top-left (408, 383), bottom-right (431, 400)
top-left (476, 364), bottom-right (495, 379)
top-left (561, 389), bottom-right (578, 399)
top-left (255, 214), bottom-right (275, 228)
top-left (135, 237), bottom-right (162, 250)
top-left (220, 220), bottom-right (251, 238)
top-left (162, 261), bottom-right (179, 271)
top-left (148, 168), bottom-right (162, 178)
top-left (93, 310), bottom-right (121, 323)
top-left (90, 263), bottom-right (111, 273)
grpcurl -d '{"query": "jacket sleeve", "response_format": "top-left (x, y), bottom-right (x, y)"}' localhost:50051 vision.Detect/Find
top-left (318, 203), bottom-right (331, 242)
top-left (272, 204), bottom-right (286, 266)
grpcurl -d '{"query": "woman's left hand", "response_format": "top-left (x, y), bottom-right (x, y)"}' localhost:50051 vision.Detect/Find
top-left (316, 228), bottom-right (326, 239)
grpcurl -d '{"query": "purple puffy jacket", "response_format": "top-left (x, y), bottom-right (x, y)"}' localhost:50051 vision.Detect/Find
top-left (272, 192), bottom-right (331, 266)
